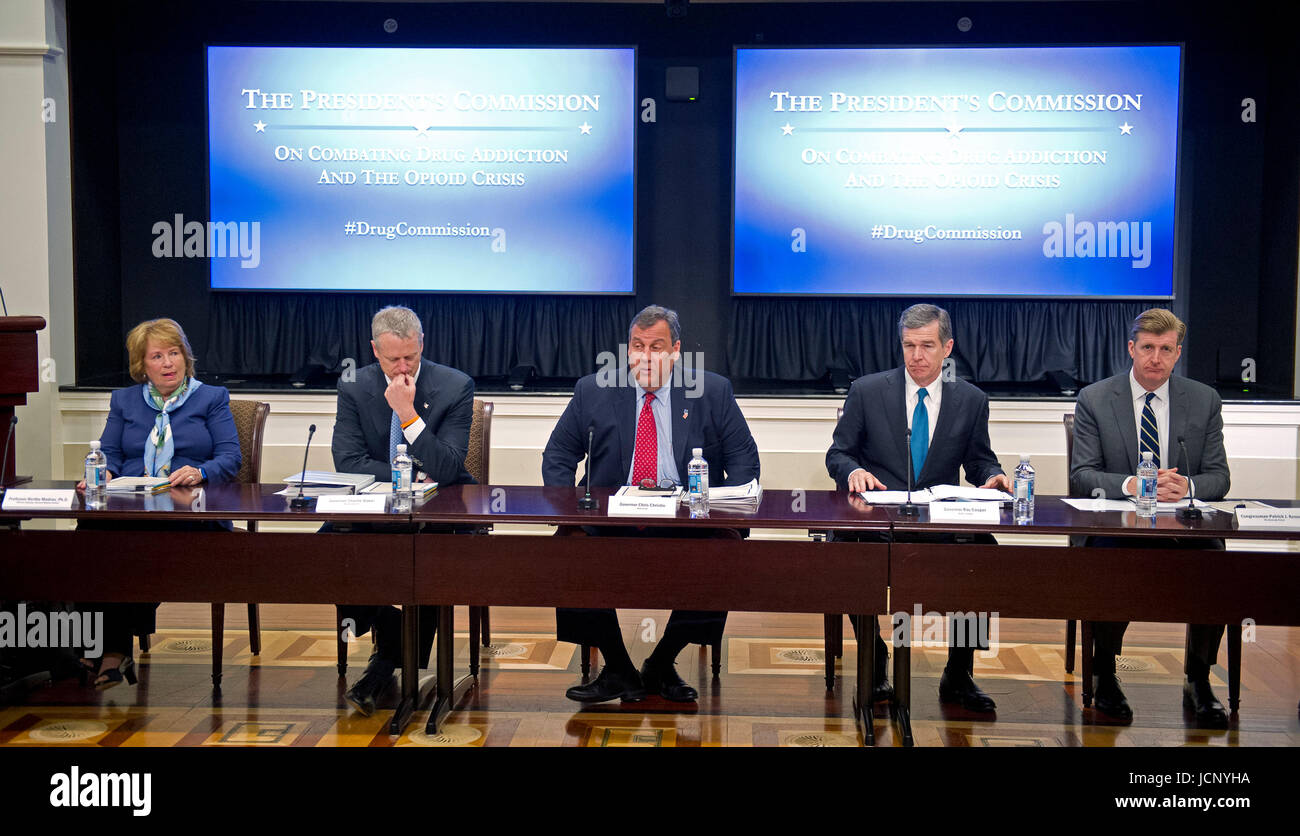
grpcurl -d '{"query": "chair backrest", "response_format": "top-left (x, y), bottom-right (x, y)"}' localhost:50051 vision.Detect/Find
top-left (228, 400), bottom-right (271, 484)
top-left (463, 400), bottom-right (493, 484)
top-left (1062, 413), bottom-right (1075, 487)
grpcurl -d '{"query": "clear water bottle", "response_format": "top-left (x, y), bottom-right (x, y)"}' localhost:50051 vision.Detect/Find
top-left (84, 440), bottom-right (107, 508)
top-left (1136, 450), bottom-right (1158, 517)
top-left (687, 447), bottom-right (709, 518)
top-left (391, 443), bottom-right (412, 513)
top-left (1013, 454), bottom-right (1035, 523)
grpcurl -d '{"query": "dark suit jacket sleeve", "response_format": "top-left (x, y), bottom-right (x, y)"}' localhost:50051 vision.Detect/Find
top-left (409, 374), bottom-right (474, 485)
top-left (331, 380), bottom-right (388, 481)
top-left (199, 387), bottom-right (242, 484)
top-left (1194, 390), bottom-right (1230, 501)
top-left (1069, 385), bottom-right (1128, 498)
top-left (100, 388), bottom-right (127, 478)
top-left (542, 381), bottom-right (586, 487)
top-left (961, 393), bottom-right (1004, 487)
top-left (825, 382), bottom-right (867, 490)
top-left (717, 378), bottom-right (760, 485)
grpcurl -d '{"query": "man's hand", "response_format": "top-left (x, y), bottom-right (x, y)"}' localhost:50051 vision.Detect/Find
top-left (1156, 467), bottom-right (1188, 501)
top-left (385, 373), bottom-right (418, 424)
top-left (981, 473), bottom-right (1012, 492)
top-left (848, 468), bottom-right (887, 493)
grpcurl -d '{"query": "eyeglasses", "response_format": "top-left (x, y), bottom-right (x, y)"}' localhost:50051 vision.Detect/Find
top-left (637, 478), bottom-right (679, 492)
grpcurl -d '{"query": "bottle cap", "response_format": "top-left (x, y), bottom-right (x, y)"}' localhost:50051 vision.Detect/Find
top-left (692, 447), bottom-right (702, 456)
top-left (396, 444), bottom-right (407, 453)
top-left (1019, 454), bottom-right (1029, 462)
top-left (89, 441), bottom-right (100, 450)
top-left (1141, 450), bottom-right (1153, 460)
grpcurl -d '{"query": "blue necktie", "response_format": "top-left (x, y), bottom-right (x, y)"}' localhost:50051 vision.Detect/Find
top-left (911, 388), bottom-right (929, 480)
top-left (389, 411), bottom-right (402, 463)
top-left (1139, 391), bottom-right (1160, 468)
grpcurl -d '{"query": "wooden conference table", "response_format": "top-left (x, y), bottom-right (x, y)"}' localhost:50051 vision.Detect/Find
top-left (0, 482), bottom-right (891, 741)
top-left (2, 482), bottom-right (1297, 745)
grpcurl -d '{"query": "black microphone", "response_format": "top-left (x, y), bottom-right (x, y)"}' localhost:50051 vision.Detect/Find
top-left (1177, 435), bottom-right (1202, 519)
top-left (290, 423), bottom-right (317, 510)
top-left (578, 424), bottom-right (598, 510)
top-left (0, 415), bottom-right (16, 497)
top-left (899, 426), bottom-right (920, 517)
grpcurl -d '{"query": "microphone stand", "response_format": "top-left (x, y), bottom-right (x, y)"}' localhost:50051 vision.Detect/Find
top-left (0, 415), bottom-right (16, 499)
top-left (578, 425), bottom-right (598, 510)
top-left (290, 424), bottom-right (317, 510)
top-left (899, 427), bottom-right (921, 517)
top-left (1177, 436), bottom-right (1202, 519)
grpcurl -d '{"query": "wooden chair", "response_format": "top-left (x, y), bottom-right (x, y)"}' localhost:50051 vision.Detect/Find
top-left (138, 399), bottom-right (269, 688)
top-left (1063, 413), bottom-right (1078, 673)
top-left (334, 400), bottom-right (494, 677)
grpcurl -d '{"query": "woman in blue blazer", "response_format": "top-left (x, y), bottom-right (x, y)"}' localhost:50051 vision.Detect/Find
top-left (78, 318), bottom-right (240, 689)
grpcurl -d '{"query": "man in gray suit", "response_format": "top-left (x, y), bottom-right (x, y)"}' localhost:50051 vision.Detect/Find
top-left (332, 305), bottom-right (474, 715)
top-left (1070, 307), bottom-right (1231, 725)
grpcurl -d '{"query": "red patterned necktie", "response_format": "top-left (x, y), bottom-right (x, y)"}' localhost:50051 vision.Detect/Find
top-left (631, 392), bottom-right (657, 484)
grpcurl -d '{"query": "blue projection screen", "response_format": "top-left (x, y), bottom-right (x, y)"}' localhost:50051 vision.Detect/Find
top-left (207, 46), bottom-right (635, 292)
top-left (733, 46), bottom-right (1182, 297)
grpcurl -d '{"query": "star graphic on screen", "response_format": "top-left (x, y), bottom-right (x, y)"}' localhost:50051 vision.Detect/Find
top-left (1119, 122), bottom-right (1134, 135)
top-left (945, 121), bottom-right (964, 138)
top-left (579, 122), bottom-right (592, 135)
top-left (253, 120), bottom-right (267, 133)
top-left (781, 122), bottom-right (794, 135)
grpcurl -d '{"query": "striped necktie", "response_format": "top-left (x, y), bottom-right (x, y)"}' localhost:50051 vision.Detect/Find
top-left (1139, 391), bottom-right (1160, 468)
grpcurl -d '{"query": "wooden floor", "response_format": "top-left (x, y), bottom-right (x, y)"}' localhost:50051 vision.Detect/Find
top-left (4, 605), bottom-right (1298, 747)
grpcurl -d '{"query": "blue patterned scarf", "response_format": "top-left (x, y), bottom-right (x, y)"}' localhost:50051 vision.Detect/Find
top-left (141, 377), bottom-right (202, 476)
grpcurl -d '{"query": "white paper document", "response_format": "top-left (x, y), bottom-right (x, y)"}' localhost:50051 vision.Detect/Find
top-left (855, 484), bottom-right (1010, 505)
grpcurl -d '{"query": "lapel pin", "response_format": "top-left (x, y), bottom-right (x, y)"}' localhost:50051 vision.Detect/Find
top-left (423, 402), bottom-right (429, 410)
top-left (682, 409), bottom-right (689, 420)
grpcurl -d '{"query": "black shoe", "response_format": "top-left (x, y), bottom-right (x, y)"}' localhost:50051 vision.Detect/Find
top-left (345, 658), bottom-right (395, 717)
top-left (1093, 672), bottom-right (1133, 722)
top-left (1183, 679), bottom-right (1228, 727)
top-left (640, 660), bottom-right (698, 702)
top-left (938, 668), bottom-right (996, 712)
top-left (872, 670), bottom-right (895, 703)
top-left (565, 667), bottom-right (646, 703)
top-left (93, 656), bottom-right (137, 691)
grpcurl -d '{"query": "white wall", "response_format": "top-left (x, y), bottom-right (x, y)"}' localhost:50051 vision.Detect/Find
top-left (59, 390), bottom-right (1300, 500)
top-left (0, 0), bottom-right (67, 483)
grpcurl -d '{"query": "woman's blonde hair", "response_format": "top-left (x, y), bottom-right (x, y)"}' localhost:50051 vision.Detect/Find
top-left (126, 318), bottom-right (196, 382)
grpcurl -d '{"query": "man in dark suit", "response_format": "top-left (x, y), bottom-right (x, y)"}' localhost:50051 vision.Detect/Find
top-left (826, 303), bottom-right (1010, 712)
top-left (332, 305), bottom-right (475, 715)
top-left (542, 305), bottom-right (760, 703)
top-left (1070, 308), bottom-right (1231, 726)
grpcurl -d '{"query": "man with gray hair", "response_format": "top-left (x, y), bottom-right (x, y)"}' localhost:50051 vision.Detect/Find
top-left (542, 304), bottom-right (760, 704)
top-left (826, 303), bottom-right (1009, 713)
top-left (331, 305), bottom-right (475, 715)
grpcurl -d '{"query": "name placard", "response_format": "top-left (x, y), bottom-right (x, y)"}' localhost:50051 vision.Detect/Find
top-left (1, 490), bottom-right (76, 511)
top-left (927, 501), bottom-right (1002, 523)
top-left (607, 495), bottom-right (679, 518)
top-left (1234, 508), bottom-right (1300, 530)
top-left (315, 494), bottom-right (389, 514)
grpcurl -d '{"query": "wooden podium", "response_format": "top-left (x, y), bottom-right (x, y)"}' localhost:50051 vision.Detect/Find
top-left (0, 316), bottom-right (46, 487)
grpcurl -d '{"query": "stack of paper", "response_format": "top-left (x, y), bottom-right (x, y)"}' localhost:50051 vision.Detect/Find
top-left (681, 479), bottom-right (763, 512)
top-left (106, 477), bottom-right (171, 494)
top-left (855, 484), bottom-right (1012, 504)
top-left (277, 471), bottom-right (376, 497)
top-left (359, 481), bottom-right (439, 499)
